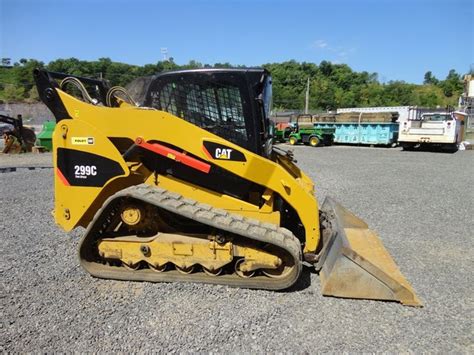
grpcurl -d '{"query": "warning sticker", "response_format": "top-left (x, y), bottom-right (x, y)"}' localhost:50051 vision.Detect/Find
top-left (71, 137), bottom-right (95, 145)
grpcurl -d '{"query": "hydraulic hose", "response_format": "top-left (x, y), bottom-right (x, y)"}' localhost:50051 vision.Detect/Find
top-left (60, 77), bottom-right (97, 104)
top-left (106, 86), bottom-right (138, 107)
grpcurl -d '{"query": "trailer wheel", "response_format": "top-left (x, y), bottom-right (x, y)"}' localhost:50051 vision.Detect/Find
top-left (289, 137), bottom-right (297, 145)
top-left (309, 136), bottom-right (320, 147)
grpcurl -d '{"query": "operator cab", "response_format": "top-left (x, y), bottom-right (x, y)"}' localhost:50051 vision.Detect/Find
top-left (143, 69), bottom-right (273, 157)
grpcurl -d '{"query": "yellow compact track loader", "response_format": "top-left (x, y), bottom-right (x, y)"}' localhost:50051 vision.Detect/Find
top-left (34, 68), bottom-right (421, 306)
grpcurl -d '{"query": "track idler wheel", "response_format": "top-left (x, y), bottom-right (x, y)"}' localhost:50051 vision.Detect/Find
top-left (149, 263), bottom-right (167, 272)
top-left (261, 244), bottom-right (294, 279)
top-left (234, 259), bottom-right (255, 278)
top-left (176, 265), bottom-right (195, 274)
top-left (122, 261), bottom-right (141, 271)
top-left (203, 267), bottom-right (222, 277)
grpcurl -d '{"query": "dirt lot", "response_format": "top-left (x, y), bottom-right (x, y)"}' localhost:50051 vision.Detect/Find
top-left (1, 146), bottom-right (473, 352)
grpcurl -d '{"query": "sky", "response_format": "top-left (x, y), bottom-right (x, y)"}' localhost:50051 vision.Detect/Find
top-left (0, 0), bottom-right (473, 83)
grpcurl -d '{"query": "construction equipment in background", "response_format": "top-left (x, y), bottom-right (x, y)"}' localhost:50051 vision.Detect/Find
top-left (0, 114), bottom-right (36, 154)
top-left (398, 108), bottom-right (466, 152)
top-left (34, 68), bottom-right (422, 306)
top-left (274, 111), bottom-right (399, 146)
top-left (287, 114), bottom-right (335, 146)
top-left (313, 112), bottom-right (399, 146)
top-left (273, 122), bottom-right (293, 143)
top-left (35, 121), bottom-right (56, 152)
top-left (272, 118), bottom-right (328, 145)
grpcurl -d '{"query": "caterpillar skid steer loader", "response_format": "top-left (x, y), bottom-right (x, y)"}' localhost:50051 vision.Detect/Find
top-left (34, 68), bottom-right (421, 306)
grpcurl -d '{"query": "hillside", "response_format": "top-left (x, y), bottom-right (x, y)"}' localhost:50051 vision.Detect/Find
top-left (0, 58), bottom-right (465, 111)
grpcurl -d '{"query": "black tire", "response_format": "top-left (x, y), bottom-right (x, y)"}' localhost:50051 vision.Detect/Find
top-left (401, 143), bottom-right (415, 151)
top-left (443, 143), bottom-right (458, 153)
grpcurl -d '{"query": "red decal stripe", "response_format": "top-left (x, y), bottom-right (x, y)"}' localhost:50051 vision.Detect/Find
top-left (137, 139), bottom-right (211, 174)
top-left (56, 168), bottom-right (70, 186)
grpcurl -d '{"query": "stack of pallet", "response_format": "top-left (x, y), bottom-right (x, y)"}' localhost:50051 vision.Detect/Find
top-left (296, 115), bottom-right (313, 123)
top-left (311, 113), bottom-right (337, 122)
top-left (335, 112), bottom-right (398, 123)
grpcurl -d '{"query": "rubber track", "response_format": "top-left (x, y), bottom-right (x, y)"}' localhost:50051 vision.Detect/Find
top-left (79, 184), bottom-right (303, 290)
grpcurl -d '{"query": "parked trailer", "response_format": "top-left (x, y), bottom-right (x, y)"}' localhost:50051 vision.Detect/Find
top-left (313, 122), bottom-right (399, 146)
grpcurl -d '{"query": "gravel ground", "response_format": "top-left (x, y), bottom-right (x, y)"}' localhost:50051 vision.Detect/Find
top-left (1, 147), bottom-right (473, 353)
top-left (0, 151), bottom-right (53, 168)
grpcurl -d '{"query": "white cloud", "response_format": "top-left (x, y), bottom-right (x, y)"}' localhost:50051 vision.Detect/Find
top-left (312, 39), bottom-right (328, 49)
top-left (310, 39), bottom-right (356, 62)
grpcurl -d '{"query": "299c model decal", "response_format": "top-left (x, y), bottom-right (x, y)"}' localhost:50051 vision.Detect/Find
top-left (57, 148), bottom-right (124, 187)
top-left (74, 165), bottom-right (97, 179)
top-left (202, 141), bottom-right (246, 162)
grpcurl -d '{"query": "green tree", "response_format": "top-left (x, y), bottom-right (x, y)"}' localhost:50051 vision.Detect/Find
top-left (439, 69), bottom-right (462, 97)
top-left (182, 60), bottom-right (203, 69)
top-left (0, 84), bottom-right (25, 102)
top-left (26, 86), bottom-right (39, 103)
top-left (0, 57), bottom-right (466, 108)
top-left (423, 71), bottom-right (439, 85)
top-left (382, 81), bottom-right (415, 106)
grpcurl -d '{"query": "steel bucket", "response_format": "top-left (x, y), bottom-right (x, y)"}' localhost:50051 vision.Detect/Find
top-left (319, 197), bottom-right (422, 307)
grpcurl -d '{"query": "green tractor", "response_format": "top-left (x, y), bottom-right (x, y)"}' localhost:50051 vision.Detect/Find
top-left (35, 120), bottom-right (56, 152)
top-left (288, 115), bottom-right (335, 147)
top-left (273, 122), bottom-right (294, 143)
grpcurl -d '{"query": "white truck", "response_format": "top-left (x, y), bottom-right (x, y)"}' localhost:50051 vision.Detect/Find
top-left (398, 110), bottom-right (466, 152)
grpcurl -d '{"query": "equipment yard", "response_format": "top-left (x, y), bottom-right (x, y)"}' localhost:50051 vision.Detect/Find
top-left (1, 146), bottom-right (472, 353)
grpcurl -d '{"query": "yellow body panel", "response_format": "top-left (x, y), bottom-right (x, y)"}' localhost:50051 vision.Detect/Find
top-left (53, 118), bottom-right (130, 231)
top-left (53, 89), bottom-right (321, 252)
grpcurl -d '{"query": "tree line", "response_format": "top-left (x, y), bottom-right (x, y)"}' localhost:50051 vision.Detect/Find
top-left (0, 57), bottom-right (466, 110)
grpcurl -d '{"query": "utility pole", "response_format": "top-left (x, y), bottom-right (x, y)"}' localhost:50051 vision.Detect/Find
top-left (161, 48), bottom-right (169, 61)
top-left (304, 77), bottom-right (310, 114)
